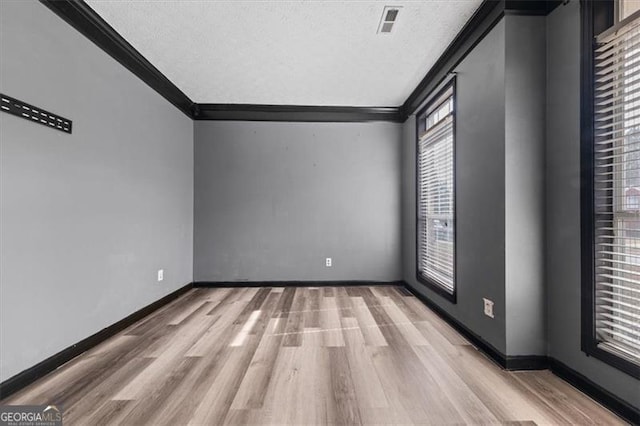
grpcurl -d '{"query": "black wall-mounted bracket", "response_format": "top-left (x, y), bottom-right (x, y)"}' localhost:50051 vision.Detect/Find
top-left (1, 94), bottom-right (72, 134)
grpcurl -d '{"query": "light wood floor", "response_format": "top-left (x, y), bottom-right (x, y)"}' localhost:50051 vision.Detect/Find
top-left (1, 286), bottom-right (625, 425)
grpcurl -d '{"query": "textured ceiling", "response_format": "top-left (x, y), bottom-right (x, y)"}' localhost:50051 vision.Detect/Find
top-left (85, 0), bottom-right (483, 107)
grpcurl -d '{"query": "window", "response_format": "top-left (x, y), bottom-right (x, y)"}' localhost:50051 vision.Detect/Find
top-left (416, 82), bottom-right (456, 301)
top-left (619, 0), bottom-right (640, 20)
top-left (582, 0), bottom-right (640, 378)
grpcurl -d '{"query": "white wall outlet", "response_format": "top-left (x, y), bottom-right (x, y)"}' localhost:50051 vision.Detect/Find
top-left (483, 298), bottom-right (494, 318)
top-left (157, 269), bottom-right (164, 282)
top-left (325, 257), bottom-right (332, 267)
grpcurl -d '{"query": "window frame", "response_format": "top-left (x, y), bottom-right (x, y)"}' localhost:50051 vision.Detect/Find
top-left (415, 77), bottom-right (457, 303)
top-left (580, 0), bottom-right (640, 379)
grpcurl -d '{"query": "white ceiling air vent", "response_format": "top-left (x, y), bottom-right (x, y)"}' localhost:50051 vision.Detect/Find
top-left (378, 6), bottom-right (401, 34)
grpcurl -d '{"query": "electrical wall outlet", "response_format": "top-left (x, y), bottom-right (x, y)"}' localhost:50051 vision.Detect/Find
top-left (325, 257), bottom-right (332, 267)
top-left (157, 269), bottom-right (164, 282)
top-left (483, 298), bottom-right (494, 318)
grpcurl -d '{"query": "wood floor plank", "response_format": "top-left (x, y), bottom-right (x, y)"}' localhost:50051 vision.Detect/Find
top-left (141, 300), bottom-right (213, 357)
top-left (113, 303), bottom-right (215, 400)
top-left (339, 317), bottom-right (389, 409)
top-left (302, 327), bottom-right (324, 347)
top-left (453, 346), bottom-right (564, 424)
top-left (62, 357), bottom-right (155, 424)
top-left (116, 357), bottom-right (202, 425)
top-left (223, 408), bottom-right (267, 425)
top-left (366, 346), bottom-right (431, 425)
top-left (403, 295), bottom-right (470, 346)
top-left (148, 340), bottom-right (241, 425)
top-left (258, 346), bottom-right (306, 424)
top-left (351, 297), bottom-right (388, 347)
top-left (510, 370), bottom-right (625, 425)
top-left (335, 286), bottom-right (354, 318)
top-left (379, 343), bottom-right (469, 425)
top-left (378, 295), bottom-right (429, 346)
top-left (411, 344), bottom-right (499, 424)
top-left (0, 285), bottom-right (626, 426)
top-left (82, 400), bottom-right (132, 426)
top-left (123, 290), bottom-right (204, 336)
top-left (166, 289), bottom-right (226, 325)
top-left (328, 347), bottom-right (363, 425)
top-left (361, 292), bottom-right (411, 348)
top-left (320, 294), bottom-right (345, 347)
top-left (281, 288), bottom-right (306, 347)
top-left (305, 288), bottom-right (321, 328)
top-left (184, 296), bottom-right (250, 357)
top-left (264, 345), bottom-right (337, 425)
top-left (230, 318), bottom-right (285, 409)
top-left (272, 287), bottom-right (295, 319)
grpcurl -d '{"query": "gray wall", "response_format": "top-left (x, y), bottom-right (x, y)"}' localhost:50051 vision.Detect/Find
top-left (402, 15), bottom-right (550, 358)
top-left (0, 0), bottom-right (194, 382)
top-left (545, 0), bottom-right (640, 408)
top-left (403, 0), bottom-right (638, 405)
top-left (402, 20), bottom-right (508, 354)
top-left (194, 120), bottom-right (402, 282)
top-left (504, 15), bottom-right (547, 356)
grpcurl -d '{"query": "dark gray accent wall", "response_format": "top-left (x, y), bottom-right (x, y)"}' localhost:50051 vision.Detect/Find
top-left (403, 15), bottom-right (550, 358)
top-left (194, 121), bottom-right (402, 282)
top-left (545, 0), bottom-right (640, 408)
top-left (504, 15), bottom-right (547, 356)
top-left (402, 20), bottom-right (508, 354)
top-left (0, 0), bottom-right (194, 382)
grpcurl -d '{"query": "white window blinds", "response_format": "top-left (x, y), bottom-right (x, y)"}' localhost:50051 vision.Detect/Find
top-left (417, 86), bottom-right (455, 294)
top-left (593, 14), bottom-right (640, 365)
